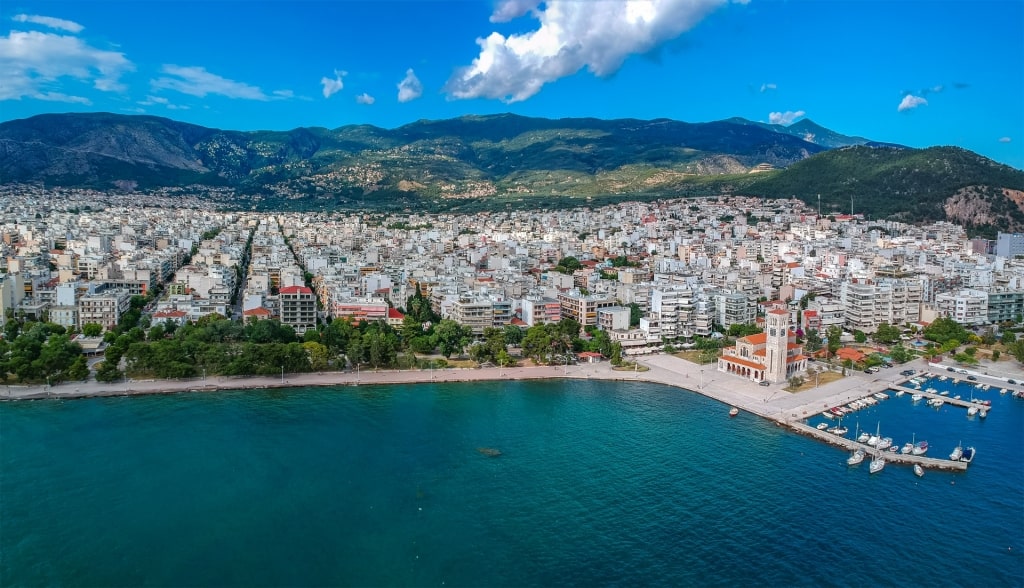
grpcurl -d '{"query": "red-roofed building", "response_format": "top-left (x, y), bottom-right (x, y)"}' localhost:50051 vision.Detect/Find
top-left (243, 307), bottom-right (273, 322)
top-left (386, 307), bottom-right (405, 327)
top-left (153, 309), bottom-right (189, 326)
top-left (279, 286), bottom-right (316, 334)
top-left (718, 309), bottom-right (807, 384)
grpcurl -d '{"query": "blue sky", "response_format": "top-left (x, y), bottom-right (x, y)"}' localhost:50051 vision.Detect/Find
top-left (2, 0), bottom-right (1022, 168)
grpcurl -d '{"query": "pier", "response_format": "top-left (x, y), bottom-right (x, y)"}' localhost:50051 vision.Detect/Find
top-left (892, 384), bottom-right (990, 410)
top-left (788, 421), bottom-right (969, 471)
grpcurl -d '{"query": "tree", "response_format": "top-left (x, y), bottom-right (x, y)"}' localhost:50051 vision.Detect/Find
top-left (82, 323), bottom-right (103, 337)
top-left (788, 375), bottom-right (805, 389)
top-left (873, 322), bottom-right (901, 345)
top-left (1002, 331), bottom-right (1017, 346)
top-left (922, 317), bottom-right (969, 345)
top-left (434, 319), bottom-right (471, 359)
top-left (628, 303), bottom-right (642, 327)
top-left (521, 325), bottom-right (553, 364)
top-left (555, 256), bottom-right (582, 274)
top-left (826, 325), bottom-right (842, 358)
top-left (503, 324), bottom-right (524, 346)
top-left (804, 328), bottom-right (823, 353)
top-left (854, 330), bottom-right (867, 344)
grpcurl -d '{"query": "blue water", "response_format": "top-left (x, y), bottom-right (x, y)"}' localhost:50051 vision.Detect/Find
top-left (2, 380), bottom-right (1022, 587)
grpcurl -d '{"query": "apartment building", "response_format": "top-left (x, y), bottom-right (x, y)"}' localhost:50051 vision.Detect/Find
top-left (935, 289), bottom-right (988, 326)
top-left (557, 290), bottom-right (616, 328)
top-left (78, 288), bottom-right (131, 331)
top-left (278, 285), bottom-right (317, 334)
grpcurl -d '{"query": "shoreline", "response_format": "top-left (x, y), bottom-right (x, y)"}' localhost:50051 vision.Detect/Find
top-left (6, 356), bottom-right (1021, 447)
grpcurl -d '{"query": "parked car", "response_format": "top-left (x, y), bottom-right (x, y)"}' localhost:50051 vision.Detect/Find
top-left (1008, 379), bottom-right (1017, 385)
top-left (967, 375), bottom-right (978, 381)
top-left (947, 367), bottom-right (956, 372)
top-left (759, 381), bottom-right (770, 386)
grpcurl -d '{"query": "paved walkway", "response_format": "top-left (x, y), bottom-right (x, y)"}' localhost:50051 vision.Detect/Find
top-left (6, 356), bottom-right (1023, 431)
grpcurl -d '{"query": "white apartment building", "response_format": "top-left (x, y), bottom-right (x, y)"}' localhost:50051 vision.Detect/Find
top-left (935, 289), bottom-right (989, 326)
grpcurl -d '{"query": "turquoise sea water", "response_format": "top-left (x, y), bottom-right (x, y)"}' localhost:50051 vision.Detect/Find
top-left (2, 379), bottom-right (1022, 587)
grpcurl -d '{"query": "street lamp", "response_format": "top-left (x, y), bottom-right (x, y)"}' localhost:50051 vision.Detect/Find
top-left (280, 366), bottom-right (284, 383)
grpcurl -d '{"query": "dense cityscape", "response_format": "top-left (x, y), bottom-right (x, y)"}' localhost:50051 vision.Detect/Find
top-left (4, 182), bottom-right (1024, 390)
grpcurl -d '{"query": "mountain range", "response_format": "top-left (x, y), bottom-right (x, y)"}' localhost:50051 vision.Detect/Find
top-left (1, 112), bottom-right (1022, 234)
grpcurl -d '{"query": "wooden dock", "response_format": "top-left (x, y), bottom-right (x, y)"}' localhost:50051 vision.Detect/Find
top-left (788, 421), bottom-right (969, 471)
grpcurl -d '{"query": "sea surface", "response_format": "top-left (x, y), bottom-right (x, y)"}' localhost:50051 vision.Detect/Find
top-left (2, 379), bottom-right (1022, 587)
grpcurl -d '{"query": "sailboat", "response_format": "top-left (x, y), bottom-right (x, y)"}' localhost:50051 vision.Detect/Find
top-left (847, 448), bottom-right (865, 466)
top-left (869, 424), bottom-right (886, 474)
top-left (901, 433), bottom-right (916, 454)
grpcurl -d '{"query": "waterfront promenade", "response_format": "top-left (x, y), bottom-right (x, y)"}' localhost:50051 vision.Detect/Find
top-left (6, 354), bottom-right (1022, 432)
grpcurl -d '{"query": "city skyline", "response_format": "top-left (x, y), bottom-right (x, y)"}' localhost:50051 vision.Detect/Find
top-left (1, 1), bottom-right (1021, 169)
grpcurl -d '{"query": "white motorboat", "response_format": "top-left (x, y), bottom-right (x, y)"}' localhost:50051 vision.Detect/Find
top-left (950, 442), bottom-right (963, 461)
top-left (816, 422), bottom-right (830, 430)
top-left (895, 390), bottom-right (905, 397)
top-left (877, 437), bottom-right (893, 451)
top-left (914, 464), bottom-right (924, 477)
top-left (911, 394), bottom-right (923, 402)
top-left (857, 430), bottom-right (871, 443)
top-left (967, 405), bottom-right (979, 416)
top-left (912, 440), bottom-right (929, 456)
top-left (873, 392), bottom-right (889, 400)
top-left (979, 409), bottom-right (988, 419)
top-left (961, 446), bottom-right (976, 463)
top-left (821, 411), bottom-right (835, 420)
top-left (901, 442), bottom-right (914, 454)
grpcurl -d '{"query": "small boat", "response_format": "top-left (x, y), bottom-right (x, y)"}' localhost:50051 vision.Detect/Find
top-left (961, 446), bottom-right (976, 463)
top-left (912, 440), bottom-right (929, 456)
top-left (816, 422), bottom-right (829, 430)
top-left (926, 387), bottom-right (937, 393)
top-left (932, 399), bottom-right (945, 408)
top-left (939, 390), bottom-right (950, 396)
top-left (847, 448), bottom-right (865, 466)
top-left (729, 407), bottom-right (739, 417)
top-left (979, 409), bottom-right (987, 419)
top-left (967, 405), bottom-right (979, 416)
top-left (829, 425), bottom-right (849, 436)
top-left (1000, 388), bottom-right (1008, 395)
top-left (873, 392), bottom-right (889, 400)
top-left (877, 437), bottom-right (892, 451)
top-left (914, 464), bottom-right (924, 477)
top-left (911, 394), bottom-right (923, 403)
top-left (901, 435), bottom-right (915, 454)
top-left (950, 442), bottom-right (963, 461)
top-left (895, 390), bottom-right (905, 397)
top-left (869, 453), bottom-right (885, 474)
top-left (858, 430), bottom-right (871, 443)
top-left (887, 445), bottom-right (898, 453)
top-left (821, 411), bottom-right (835, 420)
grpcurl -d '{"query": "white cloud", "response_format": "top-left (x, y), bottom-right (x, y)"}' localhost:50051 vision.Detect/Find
top-left (34, 91), bottom-right (91, 104)
top-left (897, 94), bottom-right (927, 112)
top-left (397, 68), bottom-right (423, 103)
top-left (320, 70), bottom-right (345, 98)
top-left (445, 0), bottom-right (727, 102)
top-left (273, 89), bottom-right (294, 99)
top-left (768, 110), bottom-right (805, 125)
top-left (355, 93), bottom-right (375, 105)
top-left (999, 137), bottom-right (1012, 143)
top-left (490, 0), bottom-right (542, 23)
top-left (760, 82), bottom-right (777, 93)
top-left (139, 95), bottom-right (169, 105)
top-left (151, 65), bottom-right (269, 100)
top-left (0, 30), bottom-right (132, 101)
top-left (11, 14), bottom-right (84, 33)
